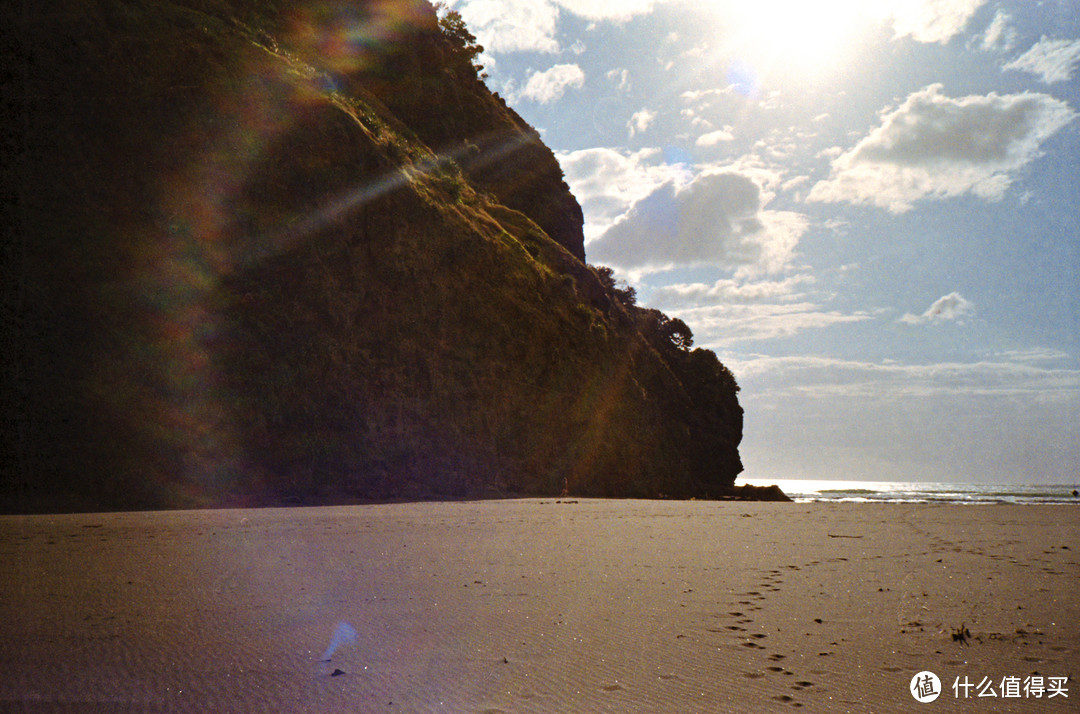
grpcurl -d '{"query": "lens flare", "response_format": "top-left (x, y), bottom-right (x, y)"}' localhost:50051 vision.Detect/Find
top-left (132, 5), bottom-right (438, 504)
top-left (321, 621), bottom-right (359, 661)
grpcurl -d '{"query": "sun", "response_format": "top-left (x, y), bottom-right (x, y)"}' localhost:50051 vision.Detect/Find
top-left (708, 0), bottom-right (873, 82)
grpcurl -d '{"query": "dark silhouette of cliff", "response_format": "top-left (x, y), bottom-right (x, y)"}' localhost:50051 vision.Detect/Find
top-left (1, 0), bottom-right (752, 512)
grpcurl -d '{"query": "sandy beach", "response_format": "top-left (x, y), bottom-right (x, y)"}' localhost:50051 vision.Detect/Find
top-left (1, 499), bottom-right (1076, 712)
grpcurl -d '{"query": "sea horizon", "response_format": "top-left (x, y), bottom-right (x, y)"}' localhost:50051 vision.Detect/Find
top-left (739, 477), bottom-right (1080, 505)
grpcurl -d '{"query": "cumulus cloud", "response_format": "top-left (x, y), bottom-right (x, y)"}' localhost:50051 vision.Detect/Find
top-left (556, 147), bottom-right (689, 240)
top-left (517, 64), bottom-right (585, 103)
top-left (1004, 36), bottom-right (1080, 84)
top-left (628, 108), bottom-right (657, 136)
top-left (884, 0), bottom-right (986, 44)
top-left (696, 127), bottom-right (736, 146)
top-left (808, 84), bottom-right (1076, 212)
top-left (446, 0), bottom-right (560, 54)
top-left (898, 292), bottom-right (975, 325)
top-left (446, 0), bottom-right (672, 55)
top-left (585, 170), bottom-right (807, 277)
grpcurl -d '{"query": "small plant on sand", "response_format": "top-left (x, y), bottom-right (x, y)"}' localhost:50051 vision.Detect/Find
top-left (951, 623), bottom-right (971, 645)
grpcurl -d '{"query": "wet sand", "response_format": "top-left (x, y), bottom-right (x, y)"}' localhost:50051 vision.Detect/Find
top-left (1, 499), bottom-right (1077, 712)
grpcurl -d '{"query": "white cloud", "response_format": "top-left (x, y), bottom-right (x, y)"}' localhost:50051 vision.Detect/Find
top-left (606, 67), bottom-right (631, 92)
top-left (685, 113), bottom-right (714, 131)
top-left (680, 43), bottom-right (709, 59)
top-left (446, 0), bottom-right (560, 54)
top-left (628, 108), bottom-right (657, 137)
top-left (725, 353), bottom-right (1080, 401)
top-left (556, 147), bottom-right (689, 240)
top-left (554, 0), bottom-right (662, 21)
top-left (446, 0), bottom-right (673, 56)
top-left (517, 64), bottom-right (585, 103)
top-left (781, 175), bottom-right (810, 193)
top-left (665, 302), bottom-right (872, 345)
top-left (808, 84), bottom-right (1076, 212)
top-left (1004, 36), bottom-right (1080, 84)
top-left (680, 88), bottom-right (730, 102)
top-left (898, 292), bottom-right (975, 325)
top-left (734, 351), bottom-right (1080, 483)
top-left (680, 88), bottom-right (742, 139)
top-left (649, 275), bottom-right (814, 306)
top-left (450, 0), bottom-right (987, 59)
top-left (994, 347), bottom-right (1070, 364)
top-left (637, 273), bottom-right (871, 347)
top-left (883, 0), bottom-right (987, 44)
top-left (696, 127), bottom-right (736, 146)
top-left (977, 9), bottom-right (1014, 51)
top-left (817, 146), bottom-right (844, 162)
top-left (585, 170), bottom-right (808, 277)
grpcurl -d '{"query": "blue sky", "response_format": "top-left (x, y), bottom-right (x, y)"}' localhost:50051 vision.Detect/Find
top-left (443, 0), bottom-right (1080, 484)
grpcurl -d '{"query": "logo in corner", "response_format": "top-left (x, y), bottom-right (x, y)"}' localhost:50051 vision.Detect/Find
top-left (911, 671), bottom-right (941, 703)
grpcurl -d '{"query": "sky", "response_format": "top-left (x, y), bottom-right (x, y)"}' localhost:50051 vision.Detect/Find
top-left (442, 0), bottom-right (1080, 485)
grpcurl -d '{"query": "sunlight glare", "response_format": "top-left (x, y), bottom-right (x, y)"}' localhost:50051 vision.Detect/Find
top-left (713, 0), bottom-right (872, 81)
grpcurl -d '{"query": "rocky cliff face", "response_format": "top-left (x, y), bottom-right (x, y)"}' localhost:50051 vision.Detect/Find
top-left (2, 0), bottom-right (743, 511)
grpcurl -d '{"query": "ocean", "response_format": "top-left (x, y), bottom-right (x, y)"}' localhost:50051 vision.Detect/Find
top-left (738, 478), bottom-right (1080, 505)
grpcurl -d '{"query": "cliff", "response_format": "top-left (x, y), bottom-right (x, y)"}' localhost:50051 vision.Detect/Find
top-left (1, 0), bottom-right (746, 512)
